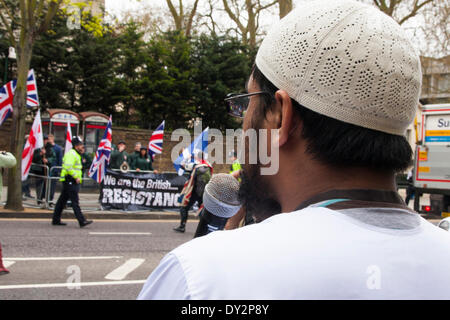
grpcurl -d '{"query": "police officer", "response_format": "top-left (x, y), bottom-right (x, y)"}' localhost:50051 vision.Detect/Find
top-left (52, 136), bottom-right (93, 228)
top-left (229, 151), bottom-right (241, 180)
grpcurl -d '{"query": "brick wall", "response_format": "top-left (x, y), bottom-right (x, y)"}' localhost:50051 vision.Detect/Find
top-left (110, 127), bottom-right (231, 173)
top-left (0, 120), bottom-right (232, 185)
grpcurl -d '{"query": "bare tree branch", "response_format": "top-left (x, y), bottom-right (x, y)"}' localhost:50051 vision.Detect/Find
top-left (398, 0), bottom-right (434, 24)
top-left (256, 0), bottom-right (276, 14)
top-left (186, 0), bottom-right (200, 36)
top-left (222, 0), bottom-right (246, 32)
top-left (166, 0), bottom-right (182, 30)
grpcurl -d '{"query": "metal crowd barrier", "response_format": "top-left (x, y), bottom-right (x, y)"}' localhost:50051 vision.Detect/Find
top-left (21, 164), bottom-right (101, 210)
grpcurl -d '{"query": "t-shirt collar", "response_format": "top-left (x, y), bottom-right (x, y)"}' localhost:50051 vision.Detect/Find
top-left (295, 189), bottom-right (406, 211)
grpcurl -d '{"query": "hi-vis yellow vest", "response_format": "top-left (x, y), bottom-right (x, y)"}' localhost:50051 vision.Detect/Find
top-left (60, 149), bottom-right (83, 182)
top-left (229, 159), bottom-right (241, 174)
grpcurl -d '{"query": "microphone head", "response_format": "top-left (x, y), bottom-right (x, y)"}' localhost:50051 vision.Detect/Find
top-left (203, 173), bottom-right (241, 218)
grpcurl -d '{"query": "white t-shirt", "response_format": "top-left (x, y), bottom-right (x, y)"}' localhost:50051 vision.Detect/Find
top-left (138, 206), bottom-right (450, 299)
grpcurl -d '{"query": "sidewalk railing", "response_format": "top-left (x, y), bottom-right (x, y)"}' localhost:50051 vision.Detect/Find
top-left (21, 164), bottom-right (102, 210)
top-left (21, 164), bottom-right (168, 210)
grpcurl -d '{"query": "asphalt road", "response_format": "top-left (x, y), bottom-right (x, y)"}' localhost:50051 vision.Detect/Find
top-left (0, 218), bottom-right (197, 300)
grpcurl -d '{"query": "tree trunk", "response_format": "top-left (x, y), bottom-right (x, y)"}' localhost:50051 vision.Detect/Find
top-left (5, 34), bottom-right (34, 211)
top-left (247, 0), bottom-right (257, 49)
top-left (278, 0), bottom-right (292, 19)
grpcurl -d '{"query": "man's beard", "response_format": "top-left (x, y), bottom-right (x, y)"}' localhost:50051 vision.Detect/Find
top-left (238, 164), bottom-right (281, 223)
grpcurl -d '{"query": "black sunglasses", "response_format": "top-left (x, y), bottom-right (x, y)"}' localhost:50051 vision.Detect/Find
top-left (224, 91), bottom-right (271, 118)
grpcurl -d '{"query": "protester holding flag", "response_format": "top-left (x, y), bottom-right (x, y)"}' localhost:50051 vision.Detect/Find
top-left (173, 127), bottom-right (209, 176)
top-left (52, 136), bottom-right (92, 228)
top-left (88, 116), bottom-right (112, 184)
top-left (109, 141), bottom-right (129, 170)
top-left (30, 137), bottom-right (51, 205)
top-left (174, 151), bottom-right (212, 233)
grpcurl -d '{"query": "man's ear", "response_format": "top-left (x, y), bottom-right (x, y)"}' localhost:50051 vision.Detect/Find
top-left (274, 90), bottom-right (296, 148)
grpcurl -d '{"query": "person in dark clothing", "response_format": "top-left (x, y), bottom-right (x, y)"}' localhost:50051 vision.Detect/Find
top-left (174, 151), bottom-right (212, 233)
top-left (134, 147), bottom-right (153, 172)
top-left (81, 152), bottom-right (93, 174)
top-left (52, 136), bottom-right (93, 228)
top-left (405, 169), bottom-right (415, 205)
top-left (44, 135), bottom-right (56, 169)
top-left (30, 147), bottom-right (49, 204)
top-left (129, 142), bottom-right (142, 170)
top-left (48, 134), bottom-right (63, 204)
top-left (109, 141), bottom-right (129, 170)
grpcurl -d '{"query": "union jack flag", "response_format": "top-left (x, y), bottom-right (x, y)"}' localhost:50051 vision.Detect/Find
top-left (148, 120), bottom-right (165, 160)
top-left (0, 80), bottom-right (15, 126)
top-left (25, 69), bottom-right (39, 107)
top-left (89, 116), bottom-right (112, 183)
top-left (0, 69), bottom-right (40, 126)
top-left (11, 69), bottom-right (39, 108)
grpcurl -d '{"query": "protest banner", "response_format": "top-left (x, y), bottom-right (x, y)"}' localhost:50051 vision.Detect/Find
top-left (100, 170), bottom-right (187, 211)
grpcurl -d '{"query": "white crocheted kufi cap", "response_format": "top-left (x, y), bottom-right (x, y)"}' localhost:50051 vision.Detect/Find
top-left (255, 0), bottom-right (422, 136)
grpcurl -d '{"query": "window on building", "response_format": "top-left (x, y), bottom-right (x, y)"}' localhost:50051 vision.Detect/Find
top-left (437, 73), bottom-right (450, 94)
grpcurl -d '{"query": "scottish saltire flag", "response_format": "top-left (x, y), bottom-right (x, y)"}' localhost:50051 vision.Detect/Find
top-left (148, 120), bottom-right (165, 160)
top-left (64, 122), bottom-right (73, 154)
top-left (0, 80), bottom-right (15, 126)
top-left (22, 109), bottom-right (44, 181)
top-left (88, 116), bottom-right (112, 183)
top-left (173, 127), bottom-right (209, 176)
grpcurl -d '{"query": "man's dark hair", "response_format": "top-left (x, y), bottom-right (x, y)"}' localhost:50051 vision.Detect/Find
top-left (251, 65), bottom-right (412, 172)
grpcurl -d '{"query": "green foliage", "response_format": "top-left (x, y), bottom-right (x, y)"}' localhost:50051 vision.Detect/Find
top-left (191, 34), bottom-right (252, 130)
top-left (140, 31), bottom-right (197, 131)
top-left (2, 10), bottom-right (254, 132)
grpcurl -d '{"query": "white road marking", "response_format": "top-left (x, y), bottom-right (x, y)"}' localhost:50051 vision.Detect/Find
top-left (3, 261), bottom-right (15, 268)
top-left (89, 232), bottom-right (151, 235)
top-left (3, 256), bottom-right (122, 261)
top-left (0, 280), bottom-right (146, 290)
top-left (105, 258), bottom-right (146, 281)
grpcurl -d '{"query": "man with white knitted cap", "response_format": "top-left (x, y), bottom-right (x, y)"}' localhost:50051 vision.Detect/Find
top-left (139, 0), bottom-right (450, 299)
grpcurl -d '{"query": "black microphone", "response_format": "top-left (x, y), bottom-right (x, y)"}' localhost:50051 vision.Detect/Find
top-left (194, 173), bottom-right (241, 238)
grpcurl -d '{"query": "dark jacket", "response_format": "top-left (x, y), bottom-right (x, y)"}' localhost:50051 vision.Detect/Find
top-left (44, 142), bottom-right (56, 168)
top-left (30, 149), bottom-right (47, 175)
top-left (134, 155), bottom-right (153, 171)
top-left (129, 151), bottom-right (140, 169)
top-left (52, 144), bottom-right (63, 167)
top-left (109, 150), bottom-right (129, 169)
top-left (193, 165), bottom-right (211, 197)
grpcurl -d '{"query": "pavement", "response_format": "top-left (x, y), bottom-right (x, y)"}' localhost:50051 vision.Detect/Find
top-left (1, 186), bottom-right (199, 221)
top-left (0, 187), bottom-right (444, 223)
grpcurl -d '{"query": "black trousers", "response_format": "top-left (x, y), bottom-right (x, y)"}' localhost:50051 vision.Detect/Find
top-left (35, 178), bottom-right (46, 201)
top-left (52, 181), bottom-right (86, 225)
top-left (179, 193), bottom-right (202, 226)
